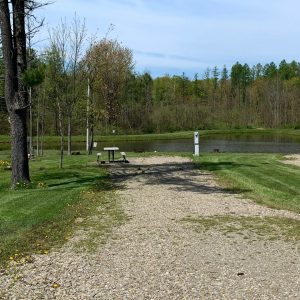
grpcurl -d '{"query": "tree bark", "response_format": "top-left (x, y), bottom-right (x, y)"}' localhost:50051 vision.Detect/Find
top-left (10, 109), bottom-right (30, 184)
top-left (0, 0), bottom-right (30, 186)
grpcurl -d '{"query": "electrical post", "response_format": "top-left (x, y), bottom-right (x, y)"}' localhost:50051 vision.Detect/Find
top-left (194, 131), bottom-right (199, 156)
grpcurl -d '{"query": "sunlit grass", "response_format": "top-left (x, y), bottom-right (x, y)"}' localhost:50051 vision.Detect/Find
top-left (195, 153), bottom-right (300, 213)
top-left (0, 151), bottom-right (125, 267)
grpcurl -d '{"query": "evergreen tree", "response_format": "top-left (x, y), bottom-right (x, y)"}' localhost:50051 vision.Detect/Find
top-left (221, 65), bottom-right (229, 82)
top-left (263, 62), bottom-right (277, 78)
top-left (212, 66), bottom-right (219, 89)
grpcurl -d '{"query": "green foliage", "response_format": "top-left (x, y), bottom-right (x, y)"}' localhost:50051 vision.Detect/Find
top-left (86, 38), bottom-right (134, 127)
top-left (23, 48), bottom-right (46, 87)
top-left (4, 43), bottom-right (300, 136)
top-left (221, 65), bottom-right (228, 82)
top-left (263, 62), bottom-right (277, 78)
top-left (231, 62), bottom-right (252, 101)
top-left (251, 63), bottom-right (263, 80)
top-left (22, 66), bottom-right (45, 87)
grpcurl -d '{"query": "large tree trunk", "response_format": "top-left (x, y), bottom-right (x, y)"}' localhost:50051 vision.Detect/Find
top-left (10, 109), bottom-right (30, 185)
top-left (0, 0), bottom-right (30, 186)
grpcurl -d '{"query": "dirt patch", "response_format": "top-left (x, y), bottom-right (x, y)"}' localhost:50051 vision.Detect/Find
top-left (283, 154), bottom-right (300, 168)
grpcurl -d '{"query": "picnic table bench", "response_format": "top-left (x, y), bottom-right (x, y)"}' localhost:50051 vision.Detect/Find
top-left (97, 148), bottom-right (129, 164)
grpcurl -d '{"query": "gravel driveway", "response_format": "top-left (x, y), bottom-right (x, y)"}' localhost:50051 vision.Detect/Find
top-left (1, 156), bottom-right (300, 299)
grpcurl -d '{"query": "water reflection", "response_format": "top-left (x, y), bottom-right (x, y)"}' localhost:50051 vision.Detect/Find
top-left (103, 136), bottom-right (300, 153)
top-left (1, 134), bottom-right (300, 153)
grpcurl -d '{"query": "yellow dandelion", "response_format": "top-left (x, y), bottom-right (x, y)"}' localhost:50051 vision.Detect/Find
top-left (52, 283), bottom-right (60, 288)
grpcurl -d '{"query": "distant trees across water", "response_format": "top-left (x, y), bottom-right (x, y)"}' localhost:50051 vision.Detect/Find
top-left (121, 60), bottom-right (300, 132)
top-left (1, 49), bottom-right (300, 135)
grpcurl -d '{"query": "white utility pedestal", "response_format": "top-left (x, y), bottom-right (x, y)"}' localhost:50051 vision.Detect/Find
top-left (194, 131), bottom-right (199, 156)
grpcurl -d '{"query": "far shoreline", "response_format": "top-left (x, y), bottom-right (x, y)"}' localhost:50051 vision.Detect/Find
top-left (1, 128), bottom-right (300, 144)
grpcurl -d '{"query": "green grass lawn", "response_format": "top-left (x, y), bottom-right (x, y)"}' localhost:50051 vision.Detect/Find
top-left (0, 151), bottom-right (124, 267)
top-left (195, 153), bottom-right (300, 213)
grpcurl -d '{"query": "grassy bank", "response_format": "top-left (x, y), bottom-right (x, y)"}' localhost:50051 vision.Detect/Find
top-left (2, 128), bottom-right (300, 145)
top-left (195, 153), bottom-right (300, 214)
top-left (0, 152), bottom-right (125, 267)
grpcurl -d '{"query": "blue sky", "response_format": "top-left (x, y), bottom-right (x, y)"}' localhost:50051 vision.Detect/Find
top-left (36, 0), bottom-right (300, 78)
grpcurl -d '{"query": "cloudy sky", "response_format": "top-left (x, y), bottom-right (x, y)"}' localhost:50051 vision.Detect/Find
top-left (36, 0), bottom-right (300, 77)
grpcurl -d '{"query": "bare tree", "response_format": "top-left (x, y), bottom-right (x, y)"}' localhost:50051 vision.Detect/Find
top-left (67, 14), bottom-right (86, 155)
top-left (25, 4), bottom-right (44, 156)
top-left (48, 16), bottom-right (86, 156)
top-left (47, 26), bottom-right (68, 168)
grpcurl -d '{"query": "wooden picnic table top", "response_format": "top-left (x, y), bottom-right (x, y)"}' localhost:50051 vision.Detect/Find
top-left (103, 147), bottom-right (119, 151)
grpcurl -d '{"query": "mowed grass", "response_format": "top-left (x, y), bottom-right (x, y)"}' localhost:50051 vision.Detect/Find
top-left (194, 153), bottom-right (300, 213)
top-left (0, 151), bottom-right (124, 267)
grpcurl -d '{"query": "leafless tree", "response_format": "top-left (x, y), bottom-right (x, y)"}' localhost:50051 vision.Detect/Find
top-left (67, 14), bottom-right (86, 155)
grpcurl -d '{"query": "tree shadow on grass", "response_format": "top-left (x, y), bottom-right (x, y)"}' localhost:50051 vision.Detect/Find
top-left (109, 160), bottom-right (253, 195)
top-left (195, 161), bottom-right (256, 172)
top-left (36, 169), bottom-right (114, 192)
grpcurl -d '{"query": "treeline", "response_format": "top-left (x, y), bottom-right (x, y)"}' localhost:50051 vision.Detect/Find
top-left (1, 21), bottom-right (300, 144)
top-left (130, 60), bottom-right (300, 132)
top-left (2, 55), bottom-right (300, 137)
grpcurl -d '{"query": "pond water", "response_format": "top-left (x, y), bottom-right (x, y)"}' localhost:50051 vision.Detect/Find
top-left (1, 134), bottom-right (300, 153)
top-left (101, 134), bottom-right (300, 153)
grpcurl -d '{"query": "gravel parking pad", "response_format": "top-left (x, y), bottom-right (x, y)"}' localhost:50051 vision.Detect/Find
top-left (1, 156), bottom-right (299, 299)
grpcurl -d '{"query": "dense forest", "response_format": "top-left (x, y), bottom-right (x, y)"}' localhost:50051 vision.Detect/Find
top-left (1, 24), bottom-right (300, 140)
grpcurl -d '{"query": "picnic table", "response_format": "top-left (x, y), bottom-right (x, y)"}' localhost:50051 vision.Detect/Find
top-left (104, 147), bottom-right (119, 162)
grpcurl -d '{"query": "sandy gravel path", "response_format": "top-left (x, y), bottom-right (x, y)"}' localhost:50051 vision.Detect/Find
top-left (1, 156), bottom-right (300, 299)
top-left (283, 154), bottom-right (300, 168)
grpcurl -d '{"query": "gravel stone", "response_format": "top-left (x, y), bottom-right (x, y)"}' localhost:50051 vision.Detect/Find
top-left (0, 156), bottom-right (299, 299)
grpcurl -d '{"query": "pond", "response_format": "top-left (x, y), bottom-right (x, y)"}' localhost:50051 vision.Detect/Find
top-left (1, 134), bottom-right (300, 153)
top-left (101, 134), bottom-right (300, 153)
